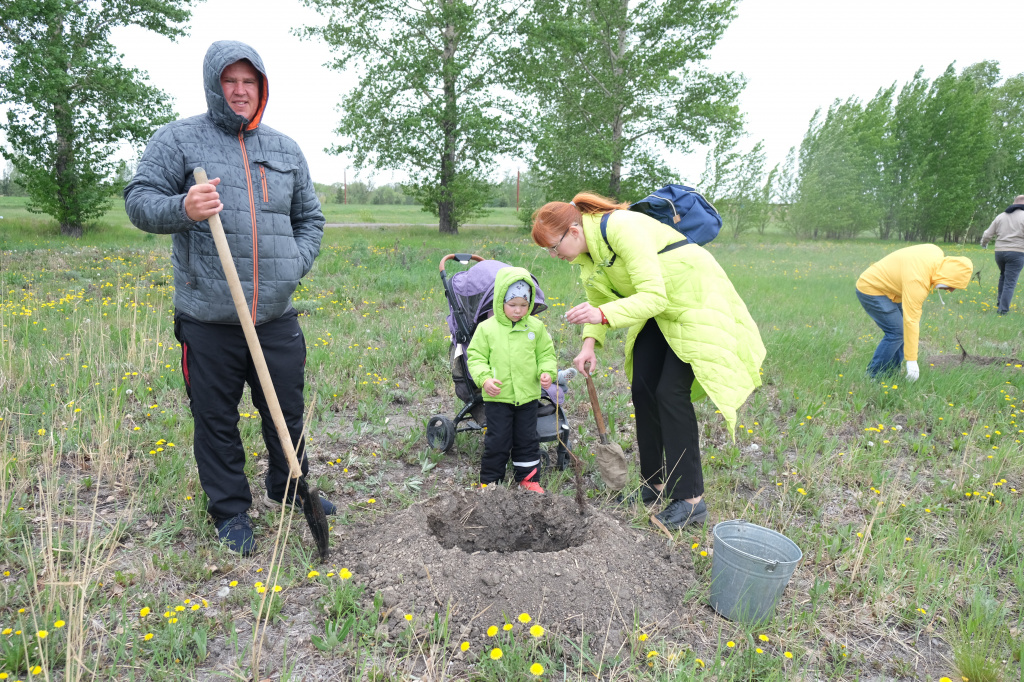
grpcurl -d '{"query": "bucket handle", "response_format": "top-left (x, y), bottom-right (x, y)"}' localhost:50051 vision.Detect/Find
top-left (717, 521), bottom-right (796, 571)
top-left (720, 541), bottom-right (780, 571)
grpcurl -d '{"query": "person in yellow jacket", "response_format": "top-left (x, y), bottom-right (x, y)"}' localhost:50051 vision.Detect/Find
top-left (855, 244), bottom-right (973, 381)
top-left (531, 193), bottom-right (765, 531)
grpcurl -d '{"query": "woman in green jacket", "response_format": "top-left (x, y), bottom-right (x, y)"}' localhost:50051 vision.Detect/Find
top-left (532, 193), bottom-right (765, 530)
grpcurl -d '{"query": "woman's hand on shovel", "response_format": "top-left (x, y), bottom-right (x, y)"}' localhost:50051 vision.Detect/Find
top-left (573, 338), bottom-right (597, 377)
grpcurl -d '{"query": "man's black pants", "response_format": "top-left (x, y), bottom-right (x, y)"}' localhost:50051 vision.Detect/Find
top-left (174, 310), bottom-right (308, 521)
top-left (632, 319), bottom-right (703, 500)
top-left (481, 400), bottom-right (541, 484)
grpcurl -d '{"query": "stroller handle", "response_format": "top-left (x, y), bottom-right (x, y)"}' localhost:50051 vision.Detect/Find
top-left (439, 253), bottom-right (484, 271)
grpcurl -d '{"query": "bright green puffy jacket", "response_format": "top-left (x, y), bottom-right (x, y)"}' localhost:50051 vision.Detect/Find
top-left (575, 210), bottom-right (765, 434)
top-left (466, 266), bottom-right (558, 406)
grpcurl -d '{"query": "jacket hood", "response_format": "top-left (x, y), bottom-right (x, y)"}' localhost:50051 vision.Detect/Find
top-left (492, 267), bottom-right (536, 326)
top-left (933, 256), bottom-right (974, 290)
top-left (203, 41), bottom-right (269, 134)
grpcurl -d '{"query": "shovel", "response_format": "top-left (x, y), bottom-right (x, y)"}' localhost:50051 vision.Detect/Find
top-left (584, 374), bottom-right (628, 491)
top-left (193, 167), bottom-right (329, 561)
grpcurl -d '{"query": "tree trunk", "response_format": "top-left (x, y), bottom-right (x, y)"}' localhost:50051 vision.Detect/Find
top-left (606, 8), bottom-right (627, 199)
top-left (51, 13), bottom-right (82, 238)
top-left (438, 17), bottom-right (458, 235)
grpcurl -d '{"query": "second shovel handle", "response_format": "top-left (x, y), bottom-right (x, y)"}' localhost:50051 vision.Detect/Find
top-left (193, 167), bottom-right (303, 479)
top-left (585, 375), bottom-right (610, 445)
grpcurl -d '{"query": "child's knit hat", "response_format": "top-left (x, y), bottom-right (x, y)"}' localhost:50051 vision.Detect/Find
top-left (504, 279), bottom-right (531, 302)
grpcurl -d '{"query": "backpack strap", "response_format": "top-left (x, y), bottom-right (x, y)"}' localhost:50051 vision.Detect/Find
top-left (600, 210), bottom-right (688, 265)
top-left (599, 212), bottom-right (617, 266)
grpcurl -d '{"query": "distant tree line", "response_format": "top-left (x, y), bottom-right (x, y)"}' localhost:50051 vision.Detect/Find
top-left (707, 61), bottom-right (1024, 242)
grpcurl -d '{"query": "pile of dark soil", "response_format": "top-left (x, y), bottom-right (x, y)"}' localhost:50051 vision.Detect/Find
top-left (333, 487), bottom-right (698, 646)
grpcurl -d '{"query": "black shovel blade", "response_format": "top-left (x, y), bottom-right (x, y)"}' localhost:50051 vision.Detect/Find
top-left (294, 477), bottom-right (330, 561)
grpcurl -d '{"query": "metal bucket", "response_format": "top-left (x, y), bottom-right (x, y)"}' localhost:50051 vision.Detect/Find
top-left (709, 520), bottom-right (803, 624)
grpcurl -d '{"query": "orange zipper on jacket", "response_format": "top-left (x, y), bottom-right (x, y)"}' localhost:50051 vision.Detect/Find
top-left (237, 131), bottom-right (259, 324)
top-left (259, 166), bottom-right (268, 203)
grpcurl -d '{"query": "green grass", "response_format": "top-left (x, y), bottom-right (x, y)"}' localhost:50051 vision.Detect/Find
top-left (1, 208), bottom-right (1022, 680)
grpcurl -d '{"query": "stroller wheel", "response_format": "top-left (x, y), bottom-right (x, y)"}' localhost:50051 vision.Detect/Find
top-left (426, 415), bottom-right (456, 452)
top-left (556, 442), bottom-right (570, 471)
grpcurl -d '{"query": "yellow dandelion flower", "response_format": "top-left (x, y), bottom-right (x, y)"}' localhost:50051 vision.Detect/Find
top-left (460, 641), bottom-right (470, 652)
top-left (256, 586), bottom-right (266, 594)
top-left (191, 604), bottom-right (200, 611)
top-left (405, 614), bottom-right (413, 621)
top-left (169, 617), bottom-right (178, 624)
top-left (37, 629), bottom-right (49, 638)
top-left (700, 550), bottom-right (708, 556)
top-left (175, 605), bottom-right (185, 612)
top-left (308, 570), bottom-right (320, 578)
top-left (54, 620), bottom-right (65, 628)
top-left (726, 640), bottom-right (735, 648)
top-left (273, 585), bottom-right (282, 593)
top-left (229, 581), bottom-right (238, 587)
top-left (340, 568), bottom-right (352, 580)
top-left (32, 666), bottom-right (42, 675)
top-left (638, 633), bottom-right (648, 641)
top-left (2, 628), bottom-right (11, 635)
top-left (518, 613), bottom-right (531, 623)
top-left (487, 625), bottom-right (498, 637)
top-left (503, 623), bottom-right (513, 631)
top-left (756, 647), bottom-right (764, 653)
top-left (530, 662), bottom-right (544, 675)
top-left (490, 647), bottom-right (503, 660)
top-left (144, 633), bottom-right (154, 641)
top-left (797, 488), bottom-right (807, 495)
top-left (140, 607), bottom-right (150, 618)
top-left (530, 624), bottom-right (545, 637)
top-left (758, 634), bottom-right (769, 642)
top-left (647, 650), bottom-right (658, 658)
top-left (695, 658), bottom-right (705, 667)
top-left (784, 651), bottom-right (793, 659)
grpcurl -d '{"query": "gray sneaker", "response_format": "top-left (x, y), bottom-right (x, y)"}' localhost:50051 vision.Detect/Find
top-left (652, 498), bottom-right (708, 531)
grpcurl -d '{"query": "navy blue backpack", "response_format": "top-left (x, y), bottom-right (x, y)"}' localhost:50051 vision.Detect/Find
top-left (598, 184), bottom-right (722, 265)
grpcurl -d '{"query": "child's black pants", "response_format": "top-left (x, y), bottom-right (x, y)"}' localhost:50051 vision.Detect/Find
top-left (631, 319), bottom-right (704, 500)
top-left (174, 310), bottom-right (308, 521)
top-left (481, 400), bottom-right (540, 483)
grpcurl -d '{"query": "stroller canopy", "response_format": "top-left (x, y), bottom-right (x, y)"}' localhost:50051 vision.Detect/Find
top-left (445, 260), bottom-right (547, 343)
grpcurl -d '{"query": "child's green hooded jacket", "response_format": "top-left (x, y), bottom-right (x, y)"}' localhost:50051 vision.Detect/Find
top-left (466, 267), bottom-right (557, 406)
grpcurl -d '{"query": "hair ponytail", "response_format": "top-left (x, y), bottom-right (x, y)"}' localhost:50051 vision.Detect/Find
top-left (571, 192), bottom-right (630, 215)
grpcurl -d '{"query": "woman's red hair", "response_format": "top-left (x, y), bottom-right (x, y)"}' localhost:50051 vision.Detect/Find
top-left (530, 192), bottom-right (630, 247)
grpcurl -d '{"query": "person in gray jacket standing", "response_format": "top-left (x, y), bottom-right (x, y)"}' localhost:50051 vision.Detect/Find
top-left (124, 41), bottom-right (334, 556)
top-left (981, 194), bottom-right (1024, 315)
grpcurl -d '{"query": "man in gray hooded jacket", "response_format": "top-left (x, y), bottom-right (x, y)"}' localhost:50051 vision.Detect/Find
top-left (124, 41), bottom-right (332, 555)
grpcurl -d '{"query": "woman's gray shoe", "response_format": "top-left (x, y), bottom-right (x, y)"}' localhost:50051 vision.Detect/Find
top-left (651, 498), bottom-right (708, 530)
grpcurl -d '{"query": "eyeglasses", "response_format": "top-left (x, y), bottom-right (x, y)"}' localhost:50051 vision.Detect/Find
top-left (545, 225), bottom-right (574, 254)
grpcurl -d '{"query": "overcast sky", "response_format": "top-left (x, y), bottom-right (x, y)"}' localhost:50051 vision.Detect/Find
top-left (69, 0), bottom-right (1024, 186)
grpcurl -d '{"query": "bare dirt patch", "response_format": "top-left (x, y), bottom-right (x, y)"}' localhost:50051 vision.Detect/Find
top-left (333, 487), bottom-right (697, 646)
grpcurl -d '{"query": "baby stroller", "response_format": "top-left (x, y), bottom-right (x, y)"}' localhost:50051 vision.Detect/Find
top-left (426, 254), bottom-right (573, 470)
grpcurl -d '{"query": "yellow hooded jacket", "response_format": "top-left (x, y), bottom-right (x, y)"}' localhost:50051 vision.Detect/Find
top-left (855, 244), bottom-right (973, 362)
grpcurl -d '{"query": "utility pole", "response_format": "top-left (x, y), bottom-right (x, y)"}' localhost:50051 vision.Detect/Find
top-left (344, 169), bottom-right (347, 204)
top-left (516, 169), bottom-right (520, 212)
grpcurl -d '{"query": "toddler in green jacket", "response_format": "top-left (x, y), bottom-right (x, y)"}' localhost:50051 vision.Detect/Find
top-left (466, 266), bottom-right (557, 493)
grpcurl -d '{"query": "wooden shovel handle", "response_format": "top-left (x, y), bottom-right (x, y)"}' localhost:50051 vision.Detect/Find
top-left (193, 168), bottom-right (303, 479)
top-left (585, 375), bottom-right (610, 445)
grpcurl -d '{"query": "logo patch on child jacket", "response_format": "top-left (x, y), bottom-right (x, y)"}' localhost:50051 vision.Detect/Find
top-left (528, 332), bottom-right (535, 340)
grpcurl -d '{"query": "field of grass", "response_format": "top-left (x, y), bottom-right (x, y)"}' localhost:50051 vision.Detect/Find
top-left (0, 196), bottom-right (522, 237)
top-left (1, 208), bottom-right (1022, 680)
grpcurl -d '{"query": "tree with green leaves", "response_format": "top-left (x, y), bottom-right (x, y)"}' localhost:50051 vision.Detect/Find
top-left (0, 0), bottom-right (194, 237)
top-left (514, 0), bottom-right (743, 202)
top-left (302, 0), bottom-right (523, 234)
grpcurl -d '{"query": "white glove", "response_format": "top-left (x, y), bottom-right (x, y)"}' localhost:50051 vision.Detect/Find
top-left (906, 360), bottom-right (920, 382)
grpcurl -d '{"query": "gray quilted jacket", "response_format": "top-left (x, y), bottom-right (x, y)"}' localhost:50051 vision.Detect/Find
top-left (124, 40), bottom-right (324, 325)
